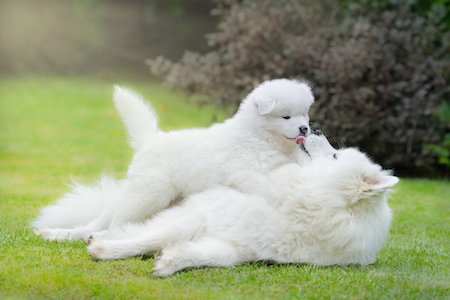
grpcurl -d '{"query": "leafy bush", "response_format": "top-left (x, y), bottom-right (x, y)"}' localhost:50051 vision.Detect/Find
top-left (411, 0), bottom-right (450, 26)
top-left (149, 0), bottom-right (450, 176)
top-left (426, 100), bottom-right (450, 171)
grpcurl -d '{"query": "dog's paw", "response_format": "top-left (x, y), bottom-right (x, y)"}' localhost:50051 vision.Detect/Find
top-left (87, 242), bottom-right (111, 261)
top-left (153, 254), bottom-right (177, 277)
top-left (86, 235), bottom-right (94, 245)
top-left (88, 230), bottom-right (110, 242)
top-left (87, 240), bottom-right (126, 261)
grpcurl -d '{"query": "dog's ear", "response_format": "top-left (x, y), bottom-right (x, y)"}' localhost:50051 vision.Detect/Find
top-left (255, 97), bottom-right (277, 115)
top-left (367, 175), bottom-right (399, 193)
top-left (348, 173), bottom-right (399, 204)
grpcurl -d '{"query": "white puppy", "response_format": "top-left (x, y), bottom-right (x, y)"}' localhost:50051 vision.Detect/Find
top-left (87, 132), bottom-right (398, 277)
top-left (33, 79), bottom-right (314, 241)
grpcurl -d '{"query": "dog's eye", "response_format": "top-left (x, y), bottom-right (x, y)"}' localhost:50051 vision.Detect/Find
top-left (333, 154), bottom-right (337, 159)
top-left (282, 116), bottom-right (291, 120)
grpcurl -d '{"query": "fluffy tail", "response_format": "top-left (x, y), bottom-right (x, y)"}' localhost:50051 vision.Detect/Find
top-left (31, 175), bottom-right (125, 229)
top-left (113, 86), bottom-right (159, 151)
top-left (32, 87), bottom-right (157, 229)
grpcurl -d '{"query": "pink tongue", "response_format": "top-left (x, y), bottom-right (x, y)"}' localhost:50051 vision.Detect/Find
top-left (296, 136), bottom-right (306, 145)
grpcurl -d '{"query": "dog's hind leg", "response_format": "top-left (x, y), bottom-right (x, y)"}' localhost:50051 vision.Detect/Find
top-left (37, 169), bottom-right (177, 242)
top-left (35, 215), bottom-right (111, 242)
top-left (87, 206), bottom-right (206, 261)
top-left (153, 237), bottom-right (247, 277)
top-left (106, 168), bottom-right (179, 228)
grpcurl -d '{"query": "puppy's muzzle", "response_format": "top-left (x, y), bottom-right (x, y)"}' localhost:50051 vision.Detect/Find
top-left (299, 126), bottom-right (309, 136)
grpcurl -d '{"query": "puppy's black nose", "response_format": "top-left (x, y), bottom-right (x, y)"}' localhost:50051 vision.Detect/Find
top-left (314, 130), bottom-right (322, 136)
top-left (299, 126), bottom-right (309, 135)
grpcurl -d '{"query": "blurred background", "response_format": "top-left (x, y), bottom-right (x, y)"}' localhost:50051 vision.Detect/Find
top-left (1, 0), bottom-right (449, 177)
top-left (0, 0), bottom-right (215, 77)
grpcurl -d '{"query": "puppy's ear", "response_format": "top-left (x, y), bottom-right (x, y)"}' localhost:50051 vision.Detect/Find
top-left (255, 97), bottom-right (277, 115)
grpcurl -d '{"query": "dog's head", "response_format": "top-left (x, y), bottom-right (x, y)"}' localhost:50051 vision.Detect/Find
top-left (237, 79), bottom-right (314, 145)
top-left (302, 132), bottom-right (399, 206)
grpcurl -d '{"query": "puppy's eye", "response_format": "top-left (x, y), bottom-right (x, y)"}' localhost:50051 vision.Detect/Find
top-left (333, 154), bottom-right (337, 159)
top-left (282, 116), bottom-right (291, 120)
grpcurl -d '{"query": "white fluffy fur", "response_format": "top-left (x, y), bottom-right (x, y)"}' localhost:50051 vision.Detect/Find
top-left (112, 86), bottom-right (160, 151)
top-left (87, 133), bottom-right (398, 277)
top-left (32, 176), bottom-right (124, 229)
top-left (33, 79), bottom-right (314, 240)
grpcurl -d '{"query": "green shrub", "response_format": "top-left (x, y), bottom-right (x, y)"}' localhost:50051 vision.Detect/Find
top-left (149, 0), bottom-right (450, 176)
top-left (426, 100), bottom-right (450, 172)
top-left (411, 0), bottom-right (450, 26)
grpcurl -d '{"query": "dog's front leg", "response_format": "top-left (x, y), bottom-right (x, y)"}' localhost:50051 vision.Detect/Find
top-left (153, 237), bottom-right (247, 277)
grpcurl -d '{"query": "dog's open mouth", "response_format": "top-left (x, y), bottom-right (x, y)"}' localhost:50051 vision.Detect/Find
top-left (296, 136), bottom-right (310, 156)
top-left (299, 143), bottom-right (310, 156)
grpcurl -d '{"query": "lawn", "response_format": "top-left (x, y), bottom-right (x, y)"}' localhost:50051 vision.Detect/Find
top-left (1, 76), bottom-right (449, 299)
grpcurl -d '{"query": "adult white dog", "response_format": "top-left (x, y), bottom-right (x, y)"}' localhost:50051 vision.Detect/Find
top-left (33, 79), bottom-right (314, 241)
top-left (87, 132), bottom-right (399, 277)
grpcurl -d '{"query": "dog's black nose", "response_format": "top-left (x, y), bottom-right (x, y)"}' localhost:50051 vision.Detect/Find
top-left (299, 126), bottom-right (309, 135)
top-left (314, 130), bottom-right (322, 136)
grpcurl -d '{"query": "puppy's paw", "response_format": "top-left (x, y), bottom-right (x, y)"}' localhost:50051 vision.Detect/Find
top-left (153, 254), bottom-right (176, 277)
top-left (35, 227), bottom-right (90, 242)
top-left (35, 228), bottom-right (67, 242)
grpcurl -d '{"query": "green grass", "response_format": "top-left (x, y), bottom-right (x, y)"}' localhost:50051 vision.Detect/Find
top-left (1, 76), bottom-right (449, 299)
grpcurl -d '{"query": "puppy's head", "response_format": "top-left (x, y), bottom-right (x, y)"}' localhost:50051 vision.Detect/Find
top-left (237, 79), bottom-right (314, 144)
